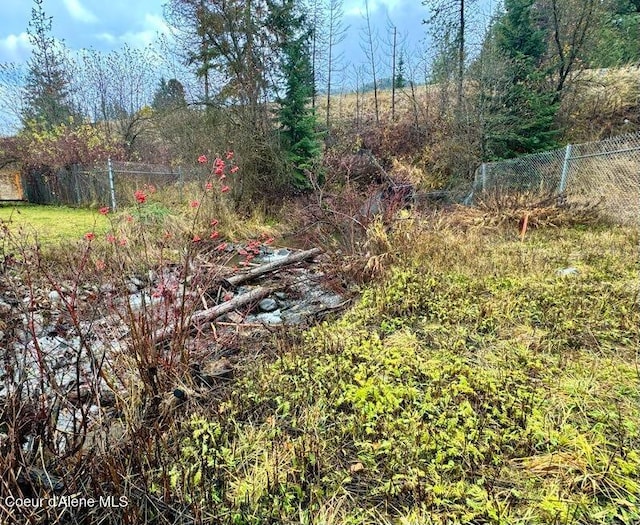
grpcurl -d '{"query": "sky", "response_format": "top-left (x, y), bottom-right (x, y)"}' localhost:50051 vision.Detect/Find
top-left (0, 0), bottom-right (170, 64)
top-left (0, 0), bottom-right (499, 109)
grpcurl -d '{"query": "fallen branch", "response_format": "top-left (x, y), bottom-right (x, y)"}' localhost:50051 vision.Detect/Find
top-left (223, 248), bottom-right (323, 287)
top-left (152, 285), bottom-right (275, 345)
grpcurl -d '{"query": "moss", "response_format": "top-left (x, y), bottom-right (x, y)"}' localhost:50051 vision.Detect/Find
top-left (162, 225), bottom-right (640, 524)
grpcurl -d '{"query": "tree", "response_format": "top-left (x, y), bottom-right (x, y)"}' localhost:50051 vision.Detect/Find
top-left (0, 63), bottom-right (26, 135)
top-left (76, 45), bottom-right (161, 158)
top-left (422, 0), bottom-right (477, 108)
top-left (22, 0), bottom-right (76, 130)
top-left (323, 0), bottom-right (348, 126)
top-left (545, 0), bottom-right (600, 97)
top-left (167, 0), bottom-right (276, 129)
top-left (152, 78), bottom-right (187, 110)
top-left (483, 0), bottom-right (559, 159)
top-left (360, 0), bottom-right (380, 124)
top-left (270, 0), bottom-right (321, 187)
top-left (587, 0), bottom-right (640, 66)
top-left (395, 51), bottom-right (406, 89)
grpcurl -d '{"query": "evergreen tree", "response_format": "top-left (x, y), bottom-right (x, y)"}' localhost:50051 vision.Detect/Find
top-left (270, 0), bottom-right (321, 188)
top-left (395, 52), bottom-right (406, 89)
top-left (22, 0), bottom-right (75, 130)
top-left (152, 78), bottom-right (187, 111)
top-left (586, 0), bottom-right (640, 67)
top-left (483, 0), bottom-right (559, 159)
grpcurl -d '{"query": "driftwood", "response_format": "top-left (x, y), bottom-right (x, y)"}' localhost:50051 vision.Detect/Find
top-left (152, 285), bottom-right (274, 344)
top-left (223, 247), bottom-right (323, 287)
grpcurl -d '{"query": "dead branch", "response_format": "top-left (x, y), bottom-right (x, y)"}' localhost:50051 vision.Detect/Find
top-left (152, 285), bottom-right (275, 345)
top-left (223, 248), bottom-right (323, 287)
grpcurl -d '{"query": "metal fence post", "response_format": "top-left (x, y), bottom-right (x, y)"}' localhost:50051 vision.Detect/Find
top-left (108, 158), bottom-right (117, 210)
top-left (481, 163), bottom-right (487, 192)
top-left (559, 143), bottom-right (573, 194)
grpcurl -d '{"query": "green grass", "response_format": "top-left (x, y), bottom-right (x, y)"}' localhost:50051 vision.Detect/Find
top-left (0, 203), bottom-right (109, 245)
top-left (158, 220), bottom-right (640, 524)
top-left (3, 202), bottom-right (637, 524)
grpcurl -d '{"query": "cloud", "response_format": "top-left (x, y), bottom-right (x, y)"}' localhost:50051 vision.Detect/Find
top-left (344, 0), bottom-right (407, 17)
top-left (95, 13), bottom-right (170, 48)
top-left (62, 0), bottom-right (98, 24)
top-left (0, 32), bottom-right (31, 63)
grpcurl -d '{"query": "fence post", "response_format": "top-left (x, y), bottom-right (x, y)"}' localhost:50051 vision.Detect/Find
top-left (108, 158), bottom-right (117, 211)
top-left (559, 144), bottom-right (573, 194)
top-left (178, 166), bottom-right (183, 203)
top-left (481, 163), bottom-right (487, 192)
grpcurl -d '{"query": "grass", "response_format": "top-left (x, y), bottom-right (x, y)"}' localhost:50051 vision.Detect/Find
top-left (318, 66), bottom-right (640, 130)
top-left (152, 216), bottom-right (640, 524)
top-left (1, 200), bottom-right (638, 524)
top-left (0, 197), bottom-right (279, 258)
top-left (0, 203), bottom-right (109, 245)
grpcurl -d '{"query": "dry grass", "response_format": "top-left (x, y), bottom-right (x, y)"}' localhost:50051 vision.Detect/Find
top-left (558, 66), bottom-right (640, 141)
top-left (318, 83), bottom-right (442, 125)
top-left (457, 191), bottom-right (606, 230)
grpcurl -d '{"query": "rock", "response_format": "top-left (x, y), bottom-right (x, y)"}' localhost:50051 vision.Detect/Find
top-left (0, 300), bottom-right (11, 315)
top-left (193, 358), bottom-right (234, 387)
top-left (126, 281), bottom-right (139, 294)
top-left (173, 388), bottom-right (187, 401)
top-left (99, 390), bottom-right (116, 407)
top-left (17, 468), bottom-right (64, 493)
top-left (259, 248), bottom-right (291, 263)
top-left (67, 385), bottom-right (92, 406)
top-left (258, 298), bottom-right (278, 312)
top-left (274, 291), bottom-right (287, 300)
top-left (255, 310), bottom-right (283, 325)
top-left (224, 311), bottom-right (244, 324)
top-left (48, 290), bottom-right (62, 304)
top-left (99, 283), bottom-right (116, 294)
top-left (349, 462), bottom-right (365, 474)
top-left (556, 267), bottom-right (579, 277)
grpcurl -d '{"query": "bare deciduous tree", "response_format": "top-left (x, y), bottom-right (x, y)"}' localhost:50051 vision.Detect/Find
top-left (546, 0), bottom-right (600, 97)
top-left (322, 0), bottom-right (348, 127)
top-left (75, 46), bottom-right (161, 157)
top-left (423, 0), bottom-right (478, 109)
top-left (360, 0), bottom-right (380, 124)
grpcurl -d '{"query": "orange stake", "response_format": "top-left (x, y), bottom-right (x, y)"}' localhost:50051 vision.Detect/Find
top-left (520, 213), bottom-right (530, 242)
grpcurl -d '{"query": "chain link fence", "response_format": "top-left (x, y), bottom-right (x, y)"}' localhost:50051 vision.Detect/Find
top-left (23, 160), bottom-right (200, 208)
top-left (466, 131), bottom-right (640, 225)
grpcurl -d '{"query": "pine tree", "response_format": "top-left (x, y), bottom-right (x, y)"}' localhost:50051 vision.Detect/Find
top-left (395, 52), bottom-right (406, 89)
top-left (22, 0), bottom-right (75, 130)
top-left (270, 0), bottom-right (321, 188)
top-left (483, 0), bottom-right (559, 159)
top-left (152, 78), bottom-right (187, 111)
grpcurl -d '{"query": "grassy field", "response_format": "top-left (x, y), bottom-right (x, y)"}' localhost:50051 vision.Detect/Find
top-left (1, 201), bottom-right (638, 524)
top-left (0, 203), bottom-right (109, 245)
top-left (319, 67), bottom-right (640, 143)
top-left (156, 217), bottom-right (640, 524)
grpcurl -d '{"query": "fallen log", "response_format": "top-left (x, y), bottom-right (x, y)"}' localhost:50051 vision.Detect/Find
top-left (152, 285), bottom-right (274, 345)
top-left (223, 247), bottom-right (323, 287)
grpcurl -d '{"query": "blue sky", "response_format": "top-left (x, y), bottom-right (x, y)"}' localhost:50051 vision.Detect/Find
top-left (0, 0), bottom-right (500, 106)
top-left (0, 1), bottom-right (170, 64)
top-left (0, 0), bottom-right (496, 74)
